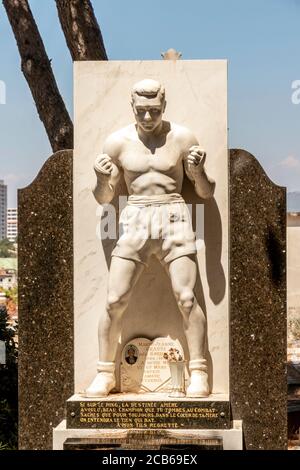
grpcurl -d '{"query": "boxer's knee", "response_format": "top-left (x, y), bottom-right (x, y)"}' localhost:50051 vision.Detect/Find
top-left (177, 288), bottom-right (195, 316)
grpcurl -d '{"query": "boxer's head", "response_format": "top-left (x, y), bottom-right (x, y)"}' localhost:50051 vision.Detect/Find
top-left (131, 79), bottom-right (166, 133)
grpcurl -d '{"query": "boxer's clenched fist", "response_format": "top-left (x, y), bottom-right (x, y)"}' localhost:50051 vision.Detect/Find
top-left (94, 154), bottom-right (113, 176)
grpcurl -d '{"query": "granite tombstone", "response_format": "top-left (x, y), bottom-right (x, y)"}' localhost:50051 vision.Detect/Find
top-left (18, 60), bottom-right (287, 451)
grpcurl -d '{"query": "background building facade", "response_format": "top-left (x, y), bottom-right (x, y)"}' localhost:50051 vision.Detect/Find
top-left (7, 208), bottom-right (18, 242)
top-left (0, 180), bottom-right (7, 241)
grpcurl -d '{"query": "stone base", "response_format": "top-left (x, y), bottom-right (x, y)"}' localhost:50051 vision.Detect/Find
top-left (63, 434), bottom-right (224, 450)
top-left (67, 393), bottom-right (230, 430)
top-left (53, 420), bottom-right (243, 450)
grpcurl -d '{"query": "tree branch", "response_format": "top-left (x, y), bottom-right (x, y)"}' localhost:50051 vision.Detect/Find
top-left (55, 0), bottom-right (108, 61)
top-left (3, 0), bottom-right (73, 152)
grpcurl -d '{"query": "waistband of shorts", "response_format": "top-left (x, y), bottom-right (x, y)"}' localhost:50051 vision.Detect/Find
top-left (127, 193), bottom-right (185, 207)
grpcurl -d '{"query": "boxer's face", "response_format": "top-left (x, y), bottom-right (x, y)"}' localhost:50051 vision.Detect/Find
top-left (132, 94), bottom-right (166, 133)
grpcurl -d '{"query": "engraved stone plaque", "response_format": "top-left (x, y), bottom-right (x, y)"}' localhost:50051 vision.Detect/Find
top-left (120, 337), bottom-right (185, 393)
top-left (67, 397), bottom-right (231, 430)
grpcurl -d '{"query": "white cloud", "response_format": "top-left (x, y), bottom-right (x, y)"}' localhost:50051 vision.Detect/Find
top-left (279, 155), bottom-right (300, 169)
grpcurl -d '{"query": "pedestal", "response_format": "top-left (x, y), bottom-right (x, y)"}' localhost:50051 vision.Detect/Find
top-left (53, 420), bottom-right (243, 450)
top-left (53, 393), bottom-right (242, 450)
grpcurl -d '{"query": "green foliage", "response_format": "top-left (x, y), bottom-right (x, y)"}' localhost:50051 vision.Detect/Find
top-left (0, 239), bottom-right (16, 258)
top-left (0, 304), bottom-right (18, 450)
top-left (4, 287), bottom-right (18, 305)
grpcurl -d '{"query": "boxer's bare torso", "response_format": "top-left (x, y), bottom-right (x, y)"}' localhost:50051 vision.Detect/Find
top-left (102, 120), bottom-right (198, 197)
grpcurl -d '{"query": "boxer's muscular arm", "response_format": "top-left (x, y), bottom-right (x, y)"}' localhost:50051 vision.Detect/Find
top-left (180, 128), bottom-right (215, 199)
top-left (93, 133), bottom-right (122, 204)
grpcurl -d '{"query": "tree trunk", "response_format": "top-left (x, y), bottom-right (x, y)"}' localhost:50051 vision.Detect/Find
top-left (3, 0), bottom-right (73, 152)
top-left (55, 0), bottom-right (108, 61)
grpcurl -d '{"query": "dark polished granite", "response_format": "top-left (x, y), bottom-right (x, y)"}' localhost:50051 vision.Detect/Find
top-left (230, 149), bottom-right (287, 450)
top-left (67, 398), bottom-right (230, 429)
top-left (18, 150), bottom-right (73, 450)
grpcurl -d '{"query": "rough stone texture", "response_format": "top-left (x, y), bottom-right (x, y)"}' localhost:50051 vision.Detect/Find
top-left (230, 149), bottom-right (287, 450)
top-left (18, 150), bottom-right (73, 450)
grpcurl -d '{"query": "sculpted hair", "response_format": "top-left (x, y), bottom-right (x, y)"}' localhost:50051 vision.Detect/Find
top-left (131, 79), bottom-right (165, 102)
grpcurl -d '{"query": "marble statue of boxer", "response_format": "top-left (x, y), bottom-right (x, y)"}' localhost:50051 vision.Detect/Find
top-left (86, 79), bottom-right (215, 398)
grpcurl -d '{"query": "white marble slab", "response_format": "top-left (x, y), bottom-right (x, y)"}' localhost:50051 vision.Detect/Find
top-left (53, 419), bottom-right (242, 450)
top-left (74, 60), bottom-right (229, 394)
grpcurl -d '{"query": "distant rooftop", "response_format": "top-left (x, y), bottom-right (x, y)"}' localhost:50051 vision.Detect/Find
top-left (288, 192), bottom-right (300, 213)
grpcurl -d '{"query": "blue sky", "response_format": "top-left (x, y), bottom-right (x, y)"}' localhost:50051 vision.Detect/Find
top-left (0, 0), bottom-right (300, 206)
